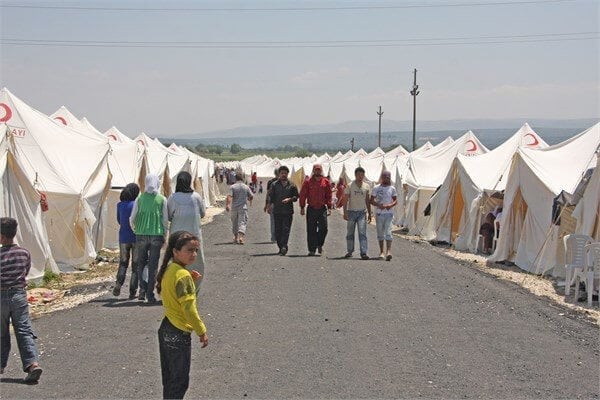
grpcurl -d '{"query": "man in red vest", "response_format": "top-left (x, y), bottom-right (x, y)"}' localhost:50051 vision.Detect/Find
top-left (299, 164), bottom-right (332, 256)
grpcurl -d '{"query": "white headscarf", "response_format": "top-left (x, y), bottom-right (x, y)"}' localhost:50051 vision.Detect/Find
top-left (145, 174), bottom-right (160, 194)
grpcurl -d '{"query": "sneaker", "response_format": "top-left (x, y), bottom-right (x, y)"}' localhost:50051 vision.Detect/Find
top-left (146, 297), bottom-right (158, 305)
top-left (0, 368), bottom-right (4, 374)
top-left (361, 254), bottom-right (370, 260)
top-left (238, 236), bottom-right (245, 245)
top-left (24, 364), bottom-right (42, 384)
top-left (317, 246), bottom-right (323, 254)
top-left (386, 254), bottom-right (392, 261)
top-left (112, 284), bottom-right (121, 297)
top-left (378, 253), bottom-right (385, 260)
top-left (308, 251), bottom-right (316, 256)
top-left (138, 291), bottom-right (146, 301)
top-left (280, 247), bottom-right (288, 256)
top-left (343, 252), bottom-right (353, 258)
top-left (128, 293), bottom-right (137, 300)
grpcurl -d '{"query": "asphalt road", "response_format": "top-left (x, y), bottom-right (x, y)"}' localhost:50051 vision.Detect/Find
top-left (1, 186), bottom-right (598, 399)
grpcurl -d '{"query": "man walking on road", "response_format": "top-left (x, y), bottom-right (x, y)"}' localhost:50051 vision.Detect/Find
top-left (370, 170), bottom-right (398, 261)
top-left (299, 164), bottom-right (332, 256)
top-left (263, 168), bottom-right (279, 243)
top-left (226, 173), bottom-right (253, 244)
top-left (343, 167), bottom-right (372, 260)
top-left (267, 166), bottom-right (299, 256)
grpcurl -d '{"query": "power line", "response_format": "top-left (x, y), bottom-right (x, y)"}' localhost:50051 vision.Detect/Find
top-left (0, 0), bottom-right (579, 12)
top-left (3, 31), bottom-right (596, 45)
top-left (1, 35), bottom-right (597, 48)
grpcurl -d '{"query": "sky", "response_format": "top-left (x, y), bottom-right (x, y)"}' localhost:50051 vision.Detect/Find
top-left (0, 0), bottom-right (598, 138)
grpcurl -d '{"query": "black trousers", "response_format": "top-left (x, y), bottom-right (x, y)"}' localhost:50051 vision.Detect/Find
top-left (306, 206), bottom-right (328, 252)
top-left (158, 318), bottom-right (191, 400)
top-left (274, 213), bottom-right (293, 250)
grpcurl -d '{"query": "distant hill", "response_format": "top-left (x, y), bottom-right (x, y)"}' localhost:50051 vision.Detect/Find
top-left (167, 121), bottom-right (598, 152)
top-left (177, 118), bottom-right (598, 140)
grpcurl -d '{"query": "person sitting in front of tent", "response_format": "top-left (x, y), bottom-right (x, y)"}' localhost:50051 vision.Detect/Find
top-left (479, 213), bottom-right (496, 254)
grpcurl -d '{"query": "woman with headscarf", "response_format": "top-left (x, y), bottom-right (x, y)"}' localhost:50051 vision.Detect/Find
top-left (167, 171), bottom-right (206, 290)
top-left (130, 174), bottom-right (168, 304)
top-left (113, 183), bottom-right (140, 299)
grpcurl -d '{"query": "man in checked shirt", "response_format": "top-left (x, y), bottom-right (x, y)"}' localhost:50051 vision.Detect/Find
top-left (0, 217), bottom-right (43, 383)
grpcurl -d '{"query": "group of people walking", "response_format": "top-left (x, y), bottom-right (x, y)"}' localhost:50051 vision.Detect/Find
top-left (226, 163), bottom-right (398, 260)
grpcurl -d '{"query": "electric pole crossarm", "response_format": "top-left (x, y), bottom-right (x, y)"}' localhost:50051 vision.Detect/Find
top-left (410, 68), bottom-right (420, 151)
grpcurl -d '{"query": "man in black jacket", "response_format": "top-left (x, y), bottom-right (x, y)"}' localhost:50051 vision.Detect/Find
top-left (267, 166), bottom-right (299, 256)
top-left (263, 168), bottom-right (279, 242)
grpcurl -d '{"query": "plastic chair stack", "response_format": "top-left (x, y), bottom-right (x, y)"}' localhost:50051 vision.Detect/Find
top-left (576, 243), bottom-right (600, 307)
top-left (563, 234), bottom-right (593, 298)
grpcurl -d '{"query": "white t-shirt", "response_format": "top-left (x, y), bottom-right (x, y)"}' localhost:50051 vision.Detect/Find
top-left (371, 185), bottom-right (397, 215)
top-left (344, 181), bottom-right (371, 211)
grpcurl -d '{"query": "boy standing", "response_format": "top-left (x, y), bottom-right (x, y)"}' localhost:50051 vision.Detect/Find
top-left (0, 217), bottom-right (43, 383)
top-left (343, 167), bottom-right (372, 260)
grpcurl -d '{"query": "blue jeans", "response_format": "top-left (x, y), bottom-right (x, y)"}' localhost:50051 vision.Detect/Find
top-left (1, 288), bottom-right (39, 371)
top-left (346, 210), bottom-right (368, 255)
top-left (159, 317), bottom-right (191, 399)
top-left (136, 235), bottom-right (165, 301)
top-left (116, 242), bottom-right (138, 295)
top-left (376, 213), bottom-right (394, 241)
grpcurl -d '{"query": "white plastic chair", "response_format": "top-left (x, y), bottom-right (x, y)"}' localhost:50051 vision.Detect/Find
top-left (563, 234), bottom-right (593, 297)
top-left (575, 243), bottom-right (600, 306)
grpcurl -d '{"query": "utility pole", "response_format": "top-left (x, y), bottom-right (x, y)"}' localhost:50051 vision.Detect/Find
top-left (350, 137), bottom-right (355, 152)
top-left (377, 105), bottom-right (383, 148)
top-left (410, 68), bottom-right (420, 151)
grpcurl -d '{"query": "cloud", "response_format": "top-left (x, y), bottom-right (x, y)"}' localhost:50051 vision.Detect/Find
top-left (290, 66), bottom-right (352, 85)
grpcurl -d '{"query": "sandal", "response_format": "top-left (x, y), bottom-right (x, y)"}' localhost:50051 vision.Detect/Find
top-left (24, 364), bottom-right (42, 383)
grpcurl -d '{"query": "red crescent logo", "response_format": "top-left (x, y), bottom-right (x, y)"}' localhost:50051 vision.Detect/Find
top-left (0, 103), bottom-right (12, 122)
top-left (466, 139), bottom-right (477, 152)
top-left (108, 134), bottom-right (118, 141)
top-left (54, 116), bottom-right (67, 125)
top-left (524, 133), bottom-right (539, 147)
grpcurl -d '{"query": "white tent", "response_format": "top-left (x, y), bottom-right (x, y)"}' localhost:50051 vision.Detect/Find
top-left (402, 132), bottom-right (489, 233)
top-left (489, 123), bottom-right (600, 276)
top-left (0, 124), bottom-right (59, 279)
top-left (422, 124), bottom-right (548, 248)
top-left (135, 133), bottom-right (171, 194)
top-left (1, 88), bottom-right (111, 269)
top-left (572, 157), bottom-right (600, 241)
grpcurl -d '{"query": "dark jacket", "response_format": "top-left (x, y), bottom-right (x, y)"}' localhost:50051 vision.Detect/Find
top-left (268, 179), bottom-right (299, 214)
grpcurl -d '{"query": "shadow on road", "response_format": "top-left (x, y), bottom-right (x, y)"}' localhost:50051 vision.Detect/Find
top-left (0, 377), bottom-right (34, 385)
top-left (89, 298), bottom-right (153, 308)
top-left (251, 253), bottom-right (281, 257)
top-left (213, 242), bottom-right (238, 246)
top-left (251, 241), bottom-right (276, 245)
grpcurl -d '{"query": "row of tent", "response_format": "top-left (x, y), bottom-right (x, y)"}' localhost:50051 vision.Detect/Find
top-left (225, 122), bottom-right (600, 278)
top-left (0, 88), bottom-right (219, 280)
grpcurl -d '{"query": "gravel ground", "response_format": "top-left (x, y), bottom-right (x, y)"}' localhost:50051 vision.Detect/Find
top-left (1, 186), bottom-right (598, 399)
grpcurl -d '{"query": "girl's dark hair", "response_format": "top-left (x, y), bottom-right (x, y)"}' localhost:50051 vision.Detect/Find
top-left (120, 183), bottom-right (140, 201)
top-left (155, 230), bottom-right (199, 294)
top-left (175, 171), bottom-right (194, 193)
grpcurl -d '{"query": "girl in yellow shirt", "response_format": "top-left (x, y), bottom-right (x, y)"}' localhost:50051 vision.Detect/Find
top-left (156, 231), bottom-right (208, 399)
